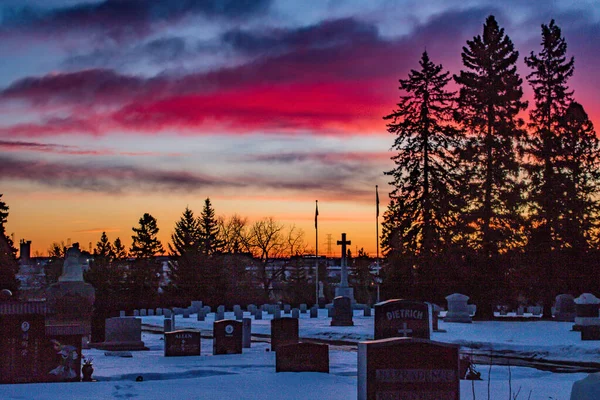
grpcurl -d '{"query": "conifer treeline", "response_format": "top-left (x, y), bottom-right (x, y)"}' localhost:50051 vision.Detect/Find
top-left (84, 198), bottom-right (311, 309)
top-left (381, 16), bottom-right (599, 316)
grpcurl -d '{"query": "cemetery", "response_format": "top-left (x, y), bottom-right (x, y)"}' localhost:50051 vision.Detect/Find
top-left (1, 298), bottom-right (600, 399)
top-left (1, 0), bottom-right (600, 397)
top-left (3, 240), bottom-right (600, 398)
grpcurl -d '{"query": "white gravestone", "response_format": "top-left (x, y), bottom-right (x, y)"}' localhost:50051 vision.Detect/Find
top-left (444, 293), bottom-right (472, 323)
top-left (59, 243), bottom-right (85, 282)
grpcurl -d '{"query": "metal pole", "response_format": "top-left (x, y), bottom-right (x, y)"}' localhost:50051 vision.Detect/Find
top-left (376, 185), bottom-right (380, 303)
top-left (315, 200), bottom-right (319, 306)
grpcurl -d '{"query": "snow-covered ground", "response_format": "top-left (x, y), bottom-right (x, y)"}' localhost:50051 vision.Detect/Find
top-left (0, 309), bottom-right (594, 399)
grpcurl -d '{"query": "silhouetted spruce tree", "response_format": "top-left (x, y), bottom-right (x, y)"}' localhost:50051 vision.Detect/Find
top-left (524, 20), bottom-right (575, 252)
top-left (198, 198), bottom-right (223, 255)
top-left (381, 196), bottom-right (404, 257)
top-left (169, 207), bottom-right (201, 257)
top-left (385, 51), bottom-right (461, 257)
top-left (454, 15), bottom-right (528, 255)
top-left (127, 213), bottom-right (164, 305)
top-left (0, 194), bottom-right (19, 293)
top-left (167, 207), bottom-right (203, 301)
top-left (85, 232), bottom-right (127, 322)
top-left (85, 232), bottom-right (124, 291)
top-left (95, 232), bottom-right (114, 265)
top-left (557, 102), bottom-right (600, 251)
top-left (112, 237), bottom-right (127, 261)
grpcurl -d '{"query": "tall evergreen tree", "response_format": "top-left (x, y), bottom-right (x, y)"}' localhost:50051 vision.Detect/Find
top-left (384, 51), bottom-right (461, 257)
top-left (169, 207), bottom-right (201, 257)
top-left (95, 232), bottom-right (114, 263)
top-left (557, 102), bottom-right (600, 251)
top-left (127, 213), bottom-right (164, 305)
top-left (0, 194), bottom-right (19, 293)
top-left (381, 196), bottom-right (404, 256)
top-left (454, 15), bottom-right (528, 255)
top-left (130, 213), bottom-right (163, 259)
top-left (524, 19), bottom-right (575, 251)
top-left (85, 232), bottom-right (126, 301)
top-left (198, 198), bottom-right (223, 255)
top-left (167, 207), bottom-right (203, 300)
top-left (112, 237), bottom-right (127, 261)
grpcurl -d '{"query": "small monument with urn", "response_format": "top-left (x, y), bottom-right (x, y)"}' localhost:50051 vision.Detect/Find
top-left (45, 243), bottom-right (95, 381)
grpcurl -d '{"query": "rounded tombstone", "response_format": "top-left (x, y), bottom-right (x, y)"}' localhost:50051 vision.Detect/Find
top-left (0, 289), bottom-right (13, 300)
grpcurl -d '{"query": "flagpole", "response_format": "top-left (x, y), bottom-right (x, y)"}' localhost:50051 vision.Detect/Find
top-left (315, 200), bottom-right (319, 307)
top-left (376, 185), bottom-right (380, 303)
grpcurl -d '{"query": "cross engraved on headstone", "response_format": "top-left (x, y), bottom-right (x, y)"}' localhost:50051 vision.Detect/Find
top-left (397, 322), bottom-right (413, 337)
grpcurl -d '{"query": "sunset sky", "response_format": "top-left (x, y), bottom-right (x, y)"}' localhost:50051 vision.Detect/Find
top-left (1, 0), bottom-right (598, 257)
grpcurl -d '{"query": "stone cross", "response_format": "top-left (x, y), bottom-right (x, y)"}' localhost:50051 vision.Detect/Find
top-left (337, 233), bottom-right (351, 288)
top-left (397, 323), bottom-right (413, 337)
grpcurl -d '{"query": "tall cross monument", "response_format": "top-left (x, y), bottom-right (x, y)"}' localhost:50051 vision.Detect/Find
top-left (335, 233), bottom-right (355, 302)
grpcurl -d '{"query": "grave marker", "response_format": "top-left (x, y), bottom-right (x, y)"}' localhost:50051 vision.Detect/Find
top-left (213, 320), bottom-right (243, 355)
top-left (276, 342), bottom-right (329, 373)
top-left (358, 338), bottom-right (460, 400)
top-left (164, 329), bottom-right (201, 356)
top-left (555, 294), bottom-right (576, 322)
top-left (331, 296), bottom-right (353, 326)
top-left (445, 293), bottom-right (472, 323)
top-left (164, 318), bottom-right (173, 333)
top-left (242, 318), bottom-right (252, 348)
top-left (92, 317), bottom-right (148, 351)
top-left (574, 293), bottom-right (600, 332)
top-left (0, 312), bottom-right (47, 383)
top-left (374, 299), bottom-right (431, 340)
top-left (310, 306), bottom-right (318, 318)
top-left (271, 318), bottom-right (299, 352)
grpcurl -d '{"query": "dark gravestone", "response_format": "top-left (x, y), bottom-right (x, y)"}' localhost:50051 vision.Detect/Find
top-left (213, 320), bottom-right (243, 355)
top-left (276, 342), bottom-right (329, 373)
top-left (331, 296), bottom-right (353, 326)
top-left (242, 318), bottom-right (251, 349)
top-left (164, 330), bottom-right (201, 356)
top-left (0, 313), bottom-right (47, 383)
top-left (310, 306), bottom-right (318, 318)
top-left (358, 338), bottom-right (460, 400)
top-left (374, 299), bottom-right (431, 340)
top-left (271, 318), bottom-right (299, 352)
top-left (581, 326), bottom-right (600, 341)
